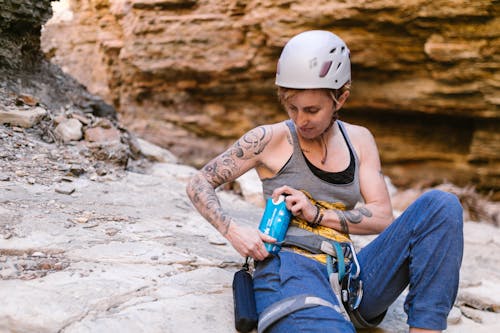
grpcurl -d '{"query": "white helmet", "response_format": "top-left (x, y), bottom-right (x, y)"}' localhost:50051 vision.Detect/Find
top-left (275, 30), bottom-right (351, 90)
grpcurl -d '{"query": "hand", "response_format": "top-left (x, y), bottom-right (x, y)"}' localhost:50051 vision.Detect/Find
top-left (225, 223), bottom-right (276, 261)
top-left (272, 185), bottom-right (317, 223)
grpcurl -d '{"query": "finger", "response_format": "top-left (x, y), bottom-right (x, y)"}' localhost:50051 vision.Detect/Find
top-left (272, 185), bottom-right (296, 200)
top-left (251, 242), bottom-right (268, 261)
top-left (259, 231), bottom-right (276, 243)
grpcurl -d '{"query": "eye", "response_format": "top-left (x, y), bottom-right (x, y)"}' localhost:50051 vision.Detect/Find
top-left (304, 107), bottom-right (320, 114)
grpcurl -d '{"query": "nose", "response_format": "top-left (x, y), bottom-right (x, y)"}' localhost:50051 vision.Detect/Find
top-left (294, 110), bottom-right (309, 127)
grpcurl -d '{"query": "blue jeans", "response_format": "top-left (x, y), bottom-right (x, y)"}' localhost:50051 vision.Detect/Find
top-left (253, 190), bottom-right (464, 332)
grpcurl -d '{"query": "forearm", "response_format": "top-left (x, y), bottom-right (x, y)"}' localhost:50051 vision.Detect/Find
top-left (186, 172), bottom-right (233, 236)
top-left (319, 204), bottom-right (393, 235)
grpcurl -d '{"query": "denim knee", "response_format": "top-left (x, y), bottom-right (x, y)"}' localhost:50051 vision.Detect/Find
top-left (418, 189), bottom-right (462, 217)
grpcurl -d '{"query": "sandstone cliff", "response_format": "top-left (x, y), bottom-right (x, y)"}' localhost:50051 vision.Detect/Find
top-left (41, 0), bottom-right (499, 197)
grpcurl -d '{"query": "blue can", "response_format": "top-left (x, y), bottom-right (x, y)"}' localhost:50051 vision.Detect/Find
top-left (258, 195), bottom-right (292, 254)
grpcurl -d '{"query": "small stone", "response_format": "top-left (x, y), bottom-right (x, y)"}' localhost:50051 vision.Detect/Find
top-left (71, 113), bottom-right (90, 125)
top-left (208, 235), bottom-right (227, 246)
top-left (0, 108), bottom-right (47, 128)
top-left (31, 251), bottom-right (46, 258)
top-left (151, 256), bottom-right (159, 261)
top-left (38, 260), bottom-right (53, 270)
top-left (68, 165), bottom-right (85, 176)
top-left (0, 173), bottom-right (10, 181)
top-left (54, 118), bottom-right (83, 143)
top-left (105, 228), bottom-right (120, 236)
top-left (55, 183), bottom-right (75, 195)
top-left (16, 93), bottom-right (38, 106)
top-left (84, 126), bottom-right (121, 143)
top-left (74, 217), bottom-right (89, 223)
top-left (15, 170), bottom-right (27, 177)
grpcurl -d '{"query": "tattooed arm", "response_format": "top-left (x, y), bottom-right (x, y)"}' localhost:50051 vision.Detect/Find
top-left (186, 125), bottom-right (277, 260)
top-left (329, 125), bottom-right (394, 234)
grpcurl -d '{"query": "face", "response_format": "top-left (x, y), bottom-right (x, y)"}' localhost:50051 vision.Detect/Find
top-left (284, 89), bottom-right (336, 139)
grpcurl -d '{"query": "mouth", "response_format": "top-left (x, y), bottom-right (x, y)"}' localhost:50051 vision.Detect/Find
top-left (298, 126), bottom-right (314, 135)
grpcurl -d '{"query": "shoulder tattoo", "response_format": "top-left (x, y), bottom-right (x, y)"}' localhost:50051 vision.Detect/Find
top-left (202, 126), bottom-right (272, 187)
top-left (237, 126), bottom-right (273, 158)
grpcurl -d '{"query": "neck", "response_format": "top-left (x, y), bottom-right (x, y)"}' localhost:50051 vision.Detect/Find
top-left (299, 121), bottom-right (337, 164)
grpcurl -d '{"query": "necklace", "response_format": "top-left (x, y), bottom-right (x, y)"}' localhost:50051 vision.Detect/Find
top-left (300, 132), bottom-right (329, 164)
top-left (299, 120), bottom-right (335, 165)
top-left (320, 134), bottom-right (328, 164)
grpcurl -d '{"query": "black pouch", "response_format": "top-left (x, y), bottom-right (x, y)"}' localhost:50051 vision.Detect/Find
top-left (232, 257), bottom-right (258, 332)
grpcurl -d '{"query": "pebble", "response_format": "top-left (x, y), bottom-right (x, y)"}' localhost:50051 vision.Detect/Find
top-left (208, 235), bottom-right (227, 246)
top-left (55, 183), bottom-right (75, 195)
top-left (31, 252), bottom-right (46, 258)
top-left (74, 216), bottom-right (89, 223)
top-left (15, 170), bottom-right (27, 177)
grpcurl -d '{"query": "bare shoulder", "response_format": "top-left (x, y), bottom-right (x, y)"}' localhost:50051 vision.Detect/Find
top-left (233, 121), bottom-right (288, 159)
top-left (341, 121), bottom-right (375, 144)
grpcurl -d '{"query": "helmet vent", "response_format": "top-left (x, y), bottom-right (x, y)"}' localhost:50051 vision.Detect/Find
top-left (319, 61), bottom-right (332, 78)
top-left (341, 46), bottom-right (345, 53)
top-left (336, 62), bottom-right (342, 70)
top-left (330, 48), bottom-right (336, 54)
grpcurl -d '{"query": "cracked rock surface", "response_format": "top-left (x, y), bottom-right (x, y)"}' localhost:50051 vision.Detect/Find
top-left (0, 113), bottom-right (499, 333)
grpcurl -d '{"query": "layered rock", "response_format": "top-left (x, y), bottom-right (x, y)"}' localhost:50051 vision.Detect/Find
top-left (41, 0), bottom-right (500, 197)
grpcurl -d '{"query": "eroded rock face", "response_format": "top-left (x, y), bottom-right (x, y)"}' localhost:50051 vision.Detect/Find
top-left (41, 0), bottom-right (500, 196)
top-left (0, 0), bottom-right (53, 70)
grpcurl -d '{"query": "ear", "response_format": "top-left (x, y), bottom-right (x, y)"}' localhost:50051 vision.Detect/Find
top-left (335, 91), bottom-right (350, 110)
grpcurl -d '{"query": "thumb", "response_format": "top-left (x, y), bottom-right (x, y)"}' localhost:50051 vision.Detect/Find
top-left (259, 231), bottom-right (276, 243)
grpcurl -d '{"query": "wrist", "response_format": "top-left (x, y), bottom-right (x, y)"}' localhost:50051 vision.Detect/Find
top-left (308, 205), bottom-right (324, 228)
top-left (221, 217), bottom-right (234, 238)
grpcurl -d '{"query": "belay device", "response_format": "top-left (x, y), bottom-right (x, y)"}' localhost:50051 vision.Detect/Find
top-left (232, 257), bottom-right (258, 332)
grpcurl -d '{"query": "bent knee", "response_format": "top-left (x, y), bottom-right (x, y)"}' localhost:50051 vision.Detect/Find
top-left (422, 189), bottom-right (463, 224)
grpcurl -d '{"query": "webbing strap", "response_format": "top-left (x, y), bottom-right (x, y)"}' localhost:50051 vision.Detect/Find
top-left (333, 241), bottom-right (345, 281)
top-left (282, 225), bottom-right (350, 258)
top-left (257, 294), bottom-right (341, 333)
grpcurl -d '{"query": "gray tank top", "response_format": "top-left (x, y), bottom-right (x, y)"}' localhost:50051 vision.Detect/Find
top-left (262, 120), bottom-right (362, 210)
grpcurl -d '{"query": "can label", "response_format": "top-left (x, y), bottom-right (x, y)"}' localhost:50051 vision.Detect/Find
top-left (258, 195), bottom-right (291, 254)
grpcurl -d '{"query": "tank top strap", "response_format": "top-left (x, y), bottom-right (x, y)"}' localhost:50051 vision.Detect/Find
top-left (285, 119), bottom-right (301, 153)
top-left (337, 120), bottom-right (359, 162)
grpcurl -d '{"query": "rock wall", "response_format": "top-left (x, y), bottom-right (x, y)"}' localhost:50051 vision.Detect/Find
top-left (41, 0), bottom-right (500, 197)
top-left (0, 0), bottom-right (53, 70)
top-left (0, 0), bottom-right (118, 119)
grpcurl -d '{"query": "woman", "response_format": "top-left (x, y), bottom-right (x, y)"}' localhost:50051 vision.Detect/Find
top-left (186, 30), bottom-right (463, 333)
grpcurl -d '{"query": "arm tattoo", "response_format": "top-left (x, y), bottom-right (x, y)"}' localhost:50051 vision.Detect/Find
top-left (202, 126), bottom-right (272, 188)
top-left (189, 126), bottom-right (272, 235)
top-left (341, 207), bottom-right (373, 224)
top-left (238, 126), bottom-right (272, 156)
top-left (188, 174), bottom-right (233, 235)
top-left (335, 210), bottom-right (350, 234)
